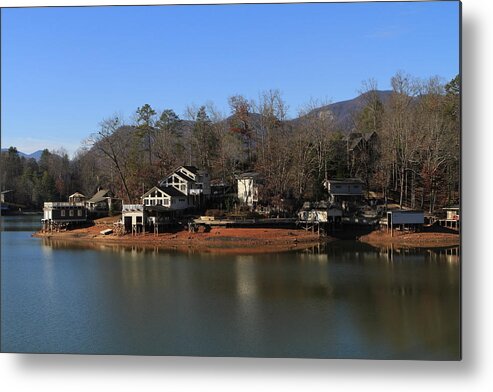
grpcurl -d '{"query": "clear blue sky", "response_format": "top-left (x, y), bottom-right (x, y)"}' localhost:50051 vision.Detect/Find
top-left (1, 1), bottom-right (460, 156)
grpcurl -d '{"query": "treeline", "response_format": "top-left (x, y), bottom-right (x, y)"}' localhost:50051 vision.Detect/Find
top-left (1, 71), bottom-right (459, 213)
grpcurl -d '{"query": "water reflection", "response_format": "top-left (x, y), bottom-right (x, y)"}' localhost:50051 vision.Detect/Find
top-left (2, 218), bottom-right (460, 359)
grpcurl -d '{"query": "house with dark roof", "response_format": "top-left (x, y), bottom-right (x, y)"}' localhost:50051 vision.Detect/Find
top-left (86, 189), bottom-right (121, 217)
top-left (323, 178), bottom-right (364, 205)
top-left (141, 186), bottom-right (188, 210)
top-left (158, 165), bottom-right (211, 207)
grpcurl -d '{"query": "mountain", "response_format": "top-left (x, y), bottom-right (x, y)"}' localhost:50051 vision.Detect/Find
top-left (294, 90), bottom-right (393, 131)
top-left (1, 148), bottom-right (44, 161)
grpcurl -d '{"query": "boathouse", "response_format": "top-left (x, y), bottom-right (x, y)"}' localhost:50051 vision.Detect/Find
top-left (385, 210), bottom-right (424, 236)
top-left (42, 201), bottom-right (88, 231)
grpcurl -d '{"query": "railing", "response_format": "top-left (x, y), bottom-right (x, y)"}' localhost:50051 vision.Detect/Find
top-left (122, 204), bottom-right (143, 212)
top-left (44, 202), bottom-right (85, 208)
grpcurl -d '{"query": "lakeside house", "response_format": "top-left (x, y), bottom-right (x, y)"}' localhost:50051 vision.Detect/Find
top-left (159, 165), bottom-right (211, 208)
top-left (439, 205), bottom-right (460, 230)
top-left (323, 178), bottom-right (364, 206)
top-left (237, 172), bottom-right (261, 208)
top-left (86, 189), bottom-right (121, 217)
top-left (42, 201), bottom-right (88, 231)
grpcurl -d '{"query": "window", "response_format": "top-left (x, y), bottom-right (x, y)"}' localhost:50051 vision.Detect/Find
top-left (157, 200), bottom-right (162, 206)
top-left (61, 210), bottom-right (66, 217)
top-left (69, 210), bottom-right (74, 217)
top-left (151, 200), bottom-right (155, 206)
top-left (164, 199), bottom-right (170, 206)
top-left (77, 210), bottom-right (82, 217)
top-left (179, 198), bottom-right (185, 202)
top-left (145, 199), bottom-right (149, 206)
top-left (180, 185), bottom-right (185, 191)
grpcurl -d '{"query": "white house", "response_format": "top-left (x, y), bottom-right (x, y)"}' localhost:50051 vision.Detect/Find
top-left (142, 186), bottom-right (188, 210)
top-left (158, 166), bottom-right (211, 208)
top-left (237, 172), bottom-right (260, 207)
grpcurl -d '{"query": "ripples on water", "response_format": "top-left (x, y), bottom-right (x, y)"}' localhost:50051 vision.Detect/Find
top-left (0, 216), bottom-right (460, 359)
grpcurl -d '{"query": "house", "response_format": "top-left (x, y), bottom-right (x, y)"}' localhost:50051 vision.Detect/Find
top-left (297, 201), bottom-right (343, 223)
top-left (1, 190), bottom-right (13, 214)
top-left (159, 165), bottom-right (211, 207)
top-left (142, 186), bottom-right (188, 210)
top-left (42, 201), bottom-right (88, 231)
top-left (121, 185), bottom-right (189, 235)
top-left (440, 205), bottom-right (460, 230)
top-left (68, 192), bottom-right (86, 204)
top-left (237, 172), bottom-right (261, 207)
top-left (323, 178), bottom-right (364, 204)
top-left (86, 189), bottom-right (121, 217)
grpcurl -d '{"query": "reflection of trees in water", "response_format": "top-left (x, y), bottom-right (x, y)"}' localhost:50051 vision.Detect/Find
top-left (40, 238), bottom-right (460, 358)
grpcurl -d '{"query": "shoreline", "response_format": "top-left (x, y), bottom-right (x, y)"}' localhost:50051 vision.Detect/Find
top-left (358, 228), bottom-right (460, 249)
top-left (33, 226), bottom-right (329, 254)
top-left (33, 224), bottom-right (460, 253)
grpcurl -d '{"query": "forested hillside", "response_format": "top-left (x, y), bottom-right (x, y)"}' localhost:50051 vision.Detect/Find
top-left (1, 72), bottom-right (460, 213)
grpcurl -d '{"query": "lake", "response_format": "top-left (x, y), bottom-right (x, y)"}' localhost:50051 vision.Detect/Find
top-left (0, 215), bottom-right (460, 359)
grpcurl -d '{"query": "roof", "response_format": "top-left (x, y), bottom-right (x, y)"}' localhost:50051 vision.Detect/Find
top-left (326, 178), bottom-right (364, 185)
top-left (69, 192), bottom-right (85, 198)
top-left (173, 171), bottom-right (196, 183)
top-left (442, 205), bottom-right (460, 210)
top-left (88, 189), bottom-right (110, 203)
top-left (388, 209), bottom-right (424, 214)
top-left (161, 186), bottom-right (187, 197)
top-left (237, 172), bottom-right (260, 179)
top-left (180, 165), bottom-right (199, 175)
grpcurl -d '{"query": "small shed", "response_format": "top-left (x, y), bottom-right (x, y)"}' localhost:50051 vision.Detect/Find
top-left (386, 210), bottom-right (424, 236)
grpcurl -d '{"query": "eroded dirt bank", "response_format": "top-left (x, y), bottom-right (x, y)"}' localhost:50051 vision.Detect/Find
top-left (33, 226), bottom-right (328, 254)
top-left (358, 228), bottom-right (460, 248)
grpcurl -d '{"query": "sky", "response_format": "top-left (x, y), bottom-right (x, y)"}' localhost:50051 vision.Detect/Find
top-left (1, 1), bottom-right (460, 157)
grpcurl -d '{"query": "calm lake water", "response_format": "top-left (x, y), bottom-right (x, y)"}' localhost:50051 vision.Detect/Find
top-left (1, 215), bottom-right (460, 359)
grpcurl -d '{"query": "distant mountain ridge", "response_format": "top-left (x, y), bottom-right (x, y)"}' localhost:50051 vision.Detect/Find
top-left (294, 90), bottom-right (393, 130)
top-left (1, 148), bottom-right (44, 161)
top-left (2, 90), bottom-right (394, 157)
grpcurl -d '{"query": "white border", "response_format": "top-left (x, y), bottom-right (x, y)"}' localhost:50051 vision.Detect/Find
top-left (2, 1), bottom-right (492, 391)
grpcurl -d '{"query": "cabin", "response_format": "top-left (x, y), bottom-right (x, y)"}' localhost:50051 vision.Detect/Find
top-left (42, 201), bottom-right (88, 231)
top-left (86, 189), bottom-right (121, 217)
top-left (324, 178), bottom-right (364, 204)
top-left (68, 192), bottom-right (86, 204)
top-left (237, 172), bottom-right (261, 208)
top-left (385, 209), bottom-right (424, 236)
